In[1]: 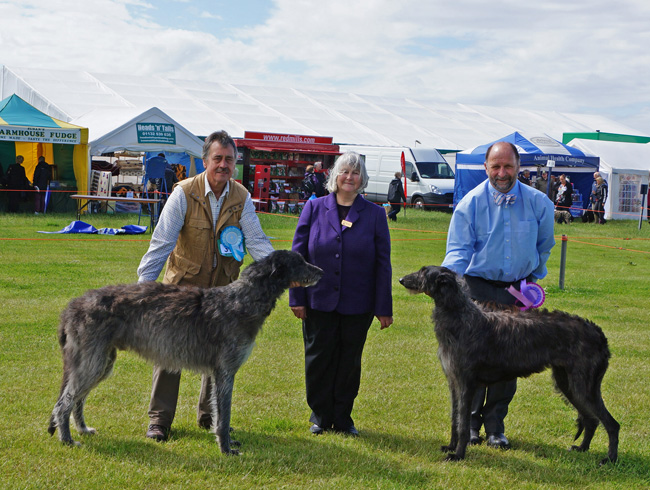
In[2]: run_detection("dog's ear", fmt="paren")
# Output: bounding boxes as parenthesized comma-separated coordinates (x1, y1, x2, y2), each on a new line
(432, 267, 461, 298)
(269, 252, 284, 277)
(268, 250, 298, 284)
(420, 266, 440, 295)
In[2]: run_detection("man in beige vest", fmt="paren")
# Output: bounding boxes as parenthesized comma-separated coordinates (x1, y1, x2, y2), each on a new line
(137, 130, 274, 441)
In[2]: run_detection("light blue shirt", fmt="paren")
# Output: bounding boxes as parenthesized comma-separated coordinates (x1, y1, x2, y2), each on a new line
(441, 180, 555, 282)
(137, 174, 274, 282)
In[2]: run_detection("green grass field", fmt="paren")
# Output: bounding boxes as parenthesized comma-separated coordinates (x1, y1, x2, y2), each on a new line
(1, 210, 649, 489)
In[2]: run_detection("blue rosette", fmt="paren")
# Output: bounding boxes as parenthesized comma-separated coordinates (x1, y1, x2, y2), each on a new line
(218, 226, 246, 262)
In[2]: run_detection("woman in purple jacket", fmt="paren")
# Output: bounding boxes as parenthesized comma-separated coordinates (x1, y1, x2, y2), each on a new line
(289, 151, 393, 436)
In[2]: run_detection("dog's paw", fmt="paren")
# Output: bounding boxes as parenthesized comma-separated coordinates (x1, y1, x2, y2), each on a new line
(222, 448, 240, 456)
(440, 445, 455, 453)
(444, 453, 464, 462)
(229, 438, 241, 447)
(79, 427, 97, 435)
(570, 444, 588, 453)
(599, 456, 616, 466)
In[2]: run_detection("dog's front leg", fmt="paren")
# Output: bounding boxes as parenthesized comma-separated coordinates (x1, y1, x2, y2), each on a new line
(445, 382, 475, 461)
(441, 375, 459, 453)
(211, 370, 239, 455)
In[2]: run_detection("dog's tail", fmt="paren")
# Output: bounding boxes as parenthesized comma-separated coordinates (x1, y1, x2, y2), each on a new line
(48, 413, 57, 436)
(574, 416, 585, 441)
(58, 326, 67, 349)
(50, 320, 70, 437)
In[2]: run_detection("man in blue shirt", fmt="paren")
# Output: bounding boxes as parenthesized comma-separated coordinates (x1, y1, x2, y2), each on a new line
(441, 141, 555, 449)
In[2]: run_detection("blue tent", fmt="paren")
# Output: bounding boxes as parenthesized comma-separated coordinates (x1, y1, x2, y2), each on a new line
(454, 132, 599, 210)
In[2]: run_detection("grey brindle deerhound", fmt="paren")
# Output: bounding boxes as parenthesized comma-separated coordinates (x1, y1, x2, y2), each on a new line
(400, 266, 619, 465)
(48, 250, 322, 454)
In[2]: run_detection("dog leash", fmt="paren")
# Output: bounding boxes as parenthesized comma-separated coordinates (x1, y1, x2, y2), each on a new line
(506, 279, 545, 310)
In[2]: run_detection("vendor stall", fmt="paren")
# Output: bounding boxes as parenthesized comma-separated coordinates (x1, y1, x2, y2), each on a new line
(235, 132, 340, 212)
(0, 94, 89, 212)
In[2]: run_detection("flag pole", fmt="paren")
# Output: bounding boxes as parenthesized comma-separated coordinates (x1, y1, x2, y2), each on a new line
(401, 151, 407, 216)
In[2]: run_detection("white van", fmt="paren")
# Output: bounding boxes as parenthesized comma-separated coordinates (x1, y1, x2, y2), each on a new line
(339, 145, 455, 211)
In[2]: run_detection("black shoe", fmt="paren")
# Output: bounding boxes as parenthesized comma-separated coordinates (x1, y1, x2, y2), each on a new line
(146, 424, 170, 442)
(486, 432, 510, 449)
(310, 424, 326, 435)
(334, 425, 359, 437)
(469, 429, 483, 445)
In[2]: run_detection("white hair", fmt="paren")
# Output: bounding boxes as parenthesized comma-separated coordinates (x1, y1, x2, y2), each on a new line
(326, 151, 369, 194)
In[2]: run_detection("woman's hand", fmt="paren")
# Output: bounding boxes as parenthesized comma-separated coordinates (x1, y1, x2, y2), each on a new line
(376, 315, 393, 330)
(291, 306, 307, 320)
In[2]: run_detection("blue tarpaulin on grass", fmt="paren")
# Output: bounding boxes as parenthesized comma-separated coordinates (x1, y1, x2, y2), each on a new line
(38, 220, 147, 235)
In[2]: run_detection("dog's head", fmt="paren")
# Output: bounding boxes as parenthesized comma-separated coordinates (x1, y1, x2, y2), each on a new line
(399, 266, 461, 302)
(263, 250, 323, 288)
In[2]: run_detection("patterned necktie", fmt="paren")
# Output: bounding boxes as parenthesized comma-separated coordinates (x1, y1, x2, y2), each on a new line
(494, 192, 516, 207)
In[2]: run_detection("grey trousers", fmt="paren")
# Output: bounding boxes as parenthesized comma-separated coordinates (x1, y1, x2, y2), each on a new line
(148, 365, 213, 428)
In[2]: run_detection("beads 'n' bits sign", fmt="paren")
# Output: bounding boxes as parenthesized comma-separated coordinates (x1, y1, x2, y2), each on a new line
(136, 123, 176, 145)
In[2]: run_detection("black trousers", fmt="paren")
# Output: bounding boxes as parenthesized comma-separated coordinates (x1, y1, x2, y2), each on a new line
(302, 308, 374, 430)
(464, 275, 519, 434)
(387, 203, 401, 221)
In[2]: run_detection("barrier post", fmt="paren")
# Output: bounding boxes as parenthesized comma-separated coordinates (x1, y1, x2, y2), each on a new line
(639, 184, 648, 230)
(559, 234, 568, 290)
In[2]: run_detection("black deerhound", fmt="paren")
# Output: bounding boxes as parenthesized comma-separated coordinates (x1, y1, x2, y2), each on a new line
(48, 250, 322, 454)
(399, 266, 619, 465)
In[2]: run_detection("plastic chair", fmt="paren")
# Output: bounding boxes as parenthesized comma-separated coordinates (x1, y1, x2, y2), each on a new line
(138, 156, 168, 228)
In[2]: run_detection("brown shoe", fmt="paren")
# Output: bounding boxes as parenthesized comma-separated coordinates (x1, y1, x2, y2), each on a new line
(146, 424, 169, 442)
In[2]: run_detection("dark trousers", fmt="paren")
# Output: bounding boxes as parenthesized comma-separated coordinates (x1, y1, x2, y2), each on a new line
(35, 191, 46, 213)
(387, 203, 401, 221)
(148, 366, 213, 428)
(593, 202, 606, 224)
(463, 275, 519, 434)
(8, 192, 21, 212)
(303, 308, 374, 430)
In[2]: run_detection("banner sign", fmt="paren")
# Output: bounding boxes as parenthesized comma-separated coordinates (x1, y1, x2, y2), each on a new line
(136, 122, 176, 145)
(0, 126, 81, 144)
(531, 154, 589, 165)
(244, 131, 333, 145)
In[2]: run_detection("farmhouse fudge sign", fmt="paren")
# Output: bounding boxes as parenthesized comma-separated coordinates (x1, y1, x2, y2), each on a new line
(0, 126, 81, 144)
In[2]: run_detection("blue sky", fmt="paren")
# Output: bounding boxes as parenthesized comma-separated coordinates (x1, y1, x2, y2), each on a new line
(134, 0, 273, 32)
(1, 0, 650, 133)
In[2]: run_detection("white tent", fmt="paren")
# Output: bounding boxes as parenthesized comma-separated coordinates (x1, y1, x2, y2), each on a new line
(77, 106, 204, 158)
(568, 139, 650, 220)
(2, 66, 645, 152)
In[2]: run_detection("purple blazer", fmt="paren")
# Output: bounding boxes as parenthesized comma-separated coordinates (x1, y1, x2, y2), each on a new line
(289, 193, 392, 316)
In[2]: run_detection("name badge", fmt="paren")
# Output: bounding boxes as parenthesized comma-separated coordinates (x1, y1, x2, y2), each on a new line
(341, 219, 352, 228)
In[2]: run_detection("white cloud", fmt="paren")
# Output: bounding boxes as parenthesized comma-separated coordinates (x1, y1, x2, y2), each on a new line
(199, 12, 222, 20)
(1, 0, 649, 133)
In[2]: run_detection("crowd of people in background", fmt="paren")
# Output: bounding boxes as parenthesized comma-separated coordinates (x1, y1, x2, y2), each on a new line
(516, 167, 610, 225)
(1, 154, 52, 214)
